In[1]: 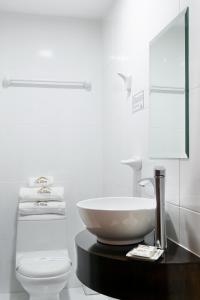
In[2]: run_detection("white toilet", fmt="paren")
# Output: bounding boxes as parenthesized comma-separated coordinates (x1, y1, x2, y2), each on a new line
(15, 214, 71, 300)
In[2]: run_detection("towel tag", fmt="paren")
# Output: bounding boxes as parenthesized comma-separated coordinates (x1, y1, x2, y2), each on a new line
(35, 176, 48, 184)
(38, 186, 51, 194)
(35, 201, 48, 207)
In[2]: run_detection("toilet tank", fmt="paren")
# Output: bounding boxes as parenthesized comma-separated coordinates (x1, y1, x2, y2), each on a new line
(16, 216, 68, 253)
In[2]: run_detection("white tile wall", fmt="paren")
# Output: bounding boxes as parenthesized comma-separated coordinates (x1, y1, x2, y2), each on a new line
(102, 0, 200, 256)
(180, 88, 200, 213)
(166, 202, 179, 243)
(180, 207, 200, 255)
(179, 0, 200, 254)
(0, 12, 103, 292)
(180, 0, 200, 89)
(102, 0, 180, 243)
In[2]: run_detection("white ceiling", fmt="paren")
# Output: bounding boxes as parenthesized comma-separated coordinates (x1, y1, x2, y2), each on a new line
(0, 0, 114, 19)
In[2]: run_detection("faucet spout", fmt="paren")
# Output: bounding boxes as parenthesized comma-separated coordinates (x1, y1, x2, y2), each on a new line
(138, 177, 154, 188)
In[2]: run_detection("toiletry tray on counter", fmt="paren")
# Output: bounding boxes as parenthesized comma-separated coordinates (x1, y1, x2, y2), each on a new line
(76, 230, 200, 300)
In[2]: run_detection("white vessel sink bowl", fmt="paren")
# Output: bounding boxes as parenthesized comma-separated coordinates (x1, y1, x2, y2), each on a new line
(77, 197, 156, 245)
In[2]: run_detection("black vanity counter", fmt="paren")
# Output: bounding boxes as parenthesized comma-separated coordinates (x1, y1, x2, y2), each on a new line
(76, 230, 200, 300)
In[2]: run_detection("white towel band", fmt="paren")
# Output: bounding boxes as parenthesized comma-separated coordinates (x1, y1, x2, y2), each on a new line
(19, 187, 64, 202)
(19, 201, 66, 216)
(28, 176, 54, 187)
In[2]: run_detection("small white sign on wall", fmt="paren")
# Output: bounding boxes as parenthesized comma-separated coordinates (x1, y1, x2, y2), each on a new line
(132, 90, 144, 114)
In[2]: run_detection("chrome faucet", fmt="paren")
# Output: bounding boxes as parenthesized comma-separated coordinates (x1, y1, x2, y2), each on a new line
(154, 167, 167, 250)
(138, 167, 167, 250)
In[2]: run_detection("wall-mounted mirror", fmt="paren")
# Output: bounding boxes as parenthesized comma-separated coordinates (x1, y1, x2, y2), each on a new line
(149, 8, 189, 159)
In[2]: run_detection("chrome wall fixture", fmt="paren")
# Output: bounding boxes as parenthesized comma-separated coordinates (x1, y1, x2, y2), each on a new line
(2, 78, 92, 91)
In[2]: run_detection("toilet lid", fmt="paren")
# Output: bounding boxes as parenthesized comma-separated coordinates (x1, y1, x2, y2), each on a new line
(16, 251, 71, 278)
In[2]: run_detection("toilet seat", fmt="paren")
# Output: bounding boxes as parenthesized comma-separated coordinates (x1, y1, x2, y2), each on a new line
(16, 250, 71, 278)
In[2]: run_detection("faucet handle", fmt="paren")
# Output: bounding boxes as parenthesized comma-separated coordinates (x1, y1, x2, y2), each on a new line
(138, 178, 154, 187)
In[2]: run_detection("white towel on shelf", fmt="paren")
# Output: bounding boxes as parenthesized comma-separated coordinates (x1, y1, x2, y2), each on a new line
(28, 176, 54, 187)
(19, 201, 66, 216)
(19, 187, 64, 202)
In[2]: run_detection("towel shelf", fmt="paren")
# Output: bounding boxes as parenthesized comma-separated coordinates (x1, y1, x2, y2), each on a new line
(2, 78, 91, 91)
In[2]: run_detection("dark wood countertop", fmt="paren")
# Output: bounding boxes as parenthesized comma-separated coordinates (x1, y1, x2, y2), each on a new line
(76, 230, 200, 300)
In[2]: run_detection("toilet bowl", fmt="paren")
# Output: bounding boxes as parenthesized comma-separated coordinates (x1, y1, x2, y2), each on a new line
(16, 272, 69, 300)
(15, 214, 71, 300)
(16, 250, 71, 300)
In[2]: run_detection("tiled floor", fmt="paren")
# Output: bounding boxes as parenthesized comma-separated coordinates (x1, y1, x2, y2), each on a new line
(0, 287, 109, 300)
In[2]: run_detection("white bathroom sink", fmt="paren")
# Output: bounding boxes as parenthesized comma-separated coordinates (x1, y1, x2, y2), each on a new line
(77, 197, 156, 245)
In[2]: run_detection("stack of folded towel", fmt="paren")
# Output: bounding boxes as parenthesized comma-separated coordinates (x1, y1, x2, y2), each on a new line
(19, 176, 65, 216)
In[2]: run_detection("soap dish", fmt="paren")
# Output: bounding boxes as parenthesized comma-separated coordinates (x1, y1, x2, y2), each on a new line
(126, 244, 164, 261)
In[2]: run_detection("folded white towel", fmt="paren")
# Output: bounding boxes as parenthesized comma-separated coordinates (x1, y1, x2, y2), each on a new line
(19, 201, 66, 216)
(19, 187, 64, 202)
(28, 176, 54, 187)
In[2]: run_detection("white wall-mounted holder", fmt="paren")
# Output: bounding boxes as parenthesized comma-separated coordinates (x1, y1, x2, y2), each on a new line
(121, 157, 142, 196)
(2, 78, 92, 91)
(118, 73, 132, 97)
